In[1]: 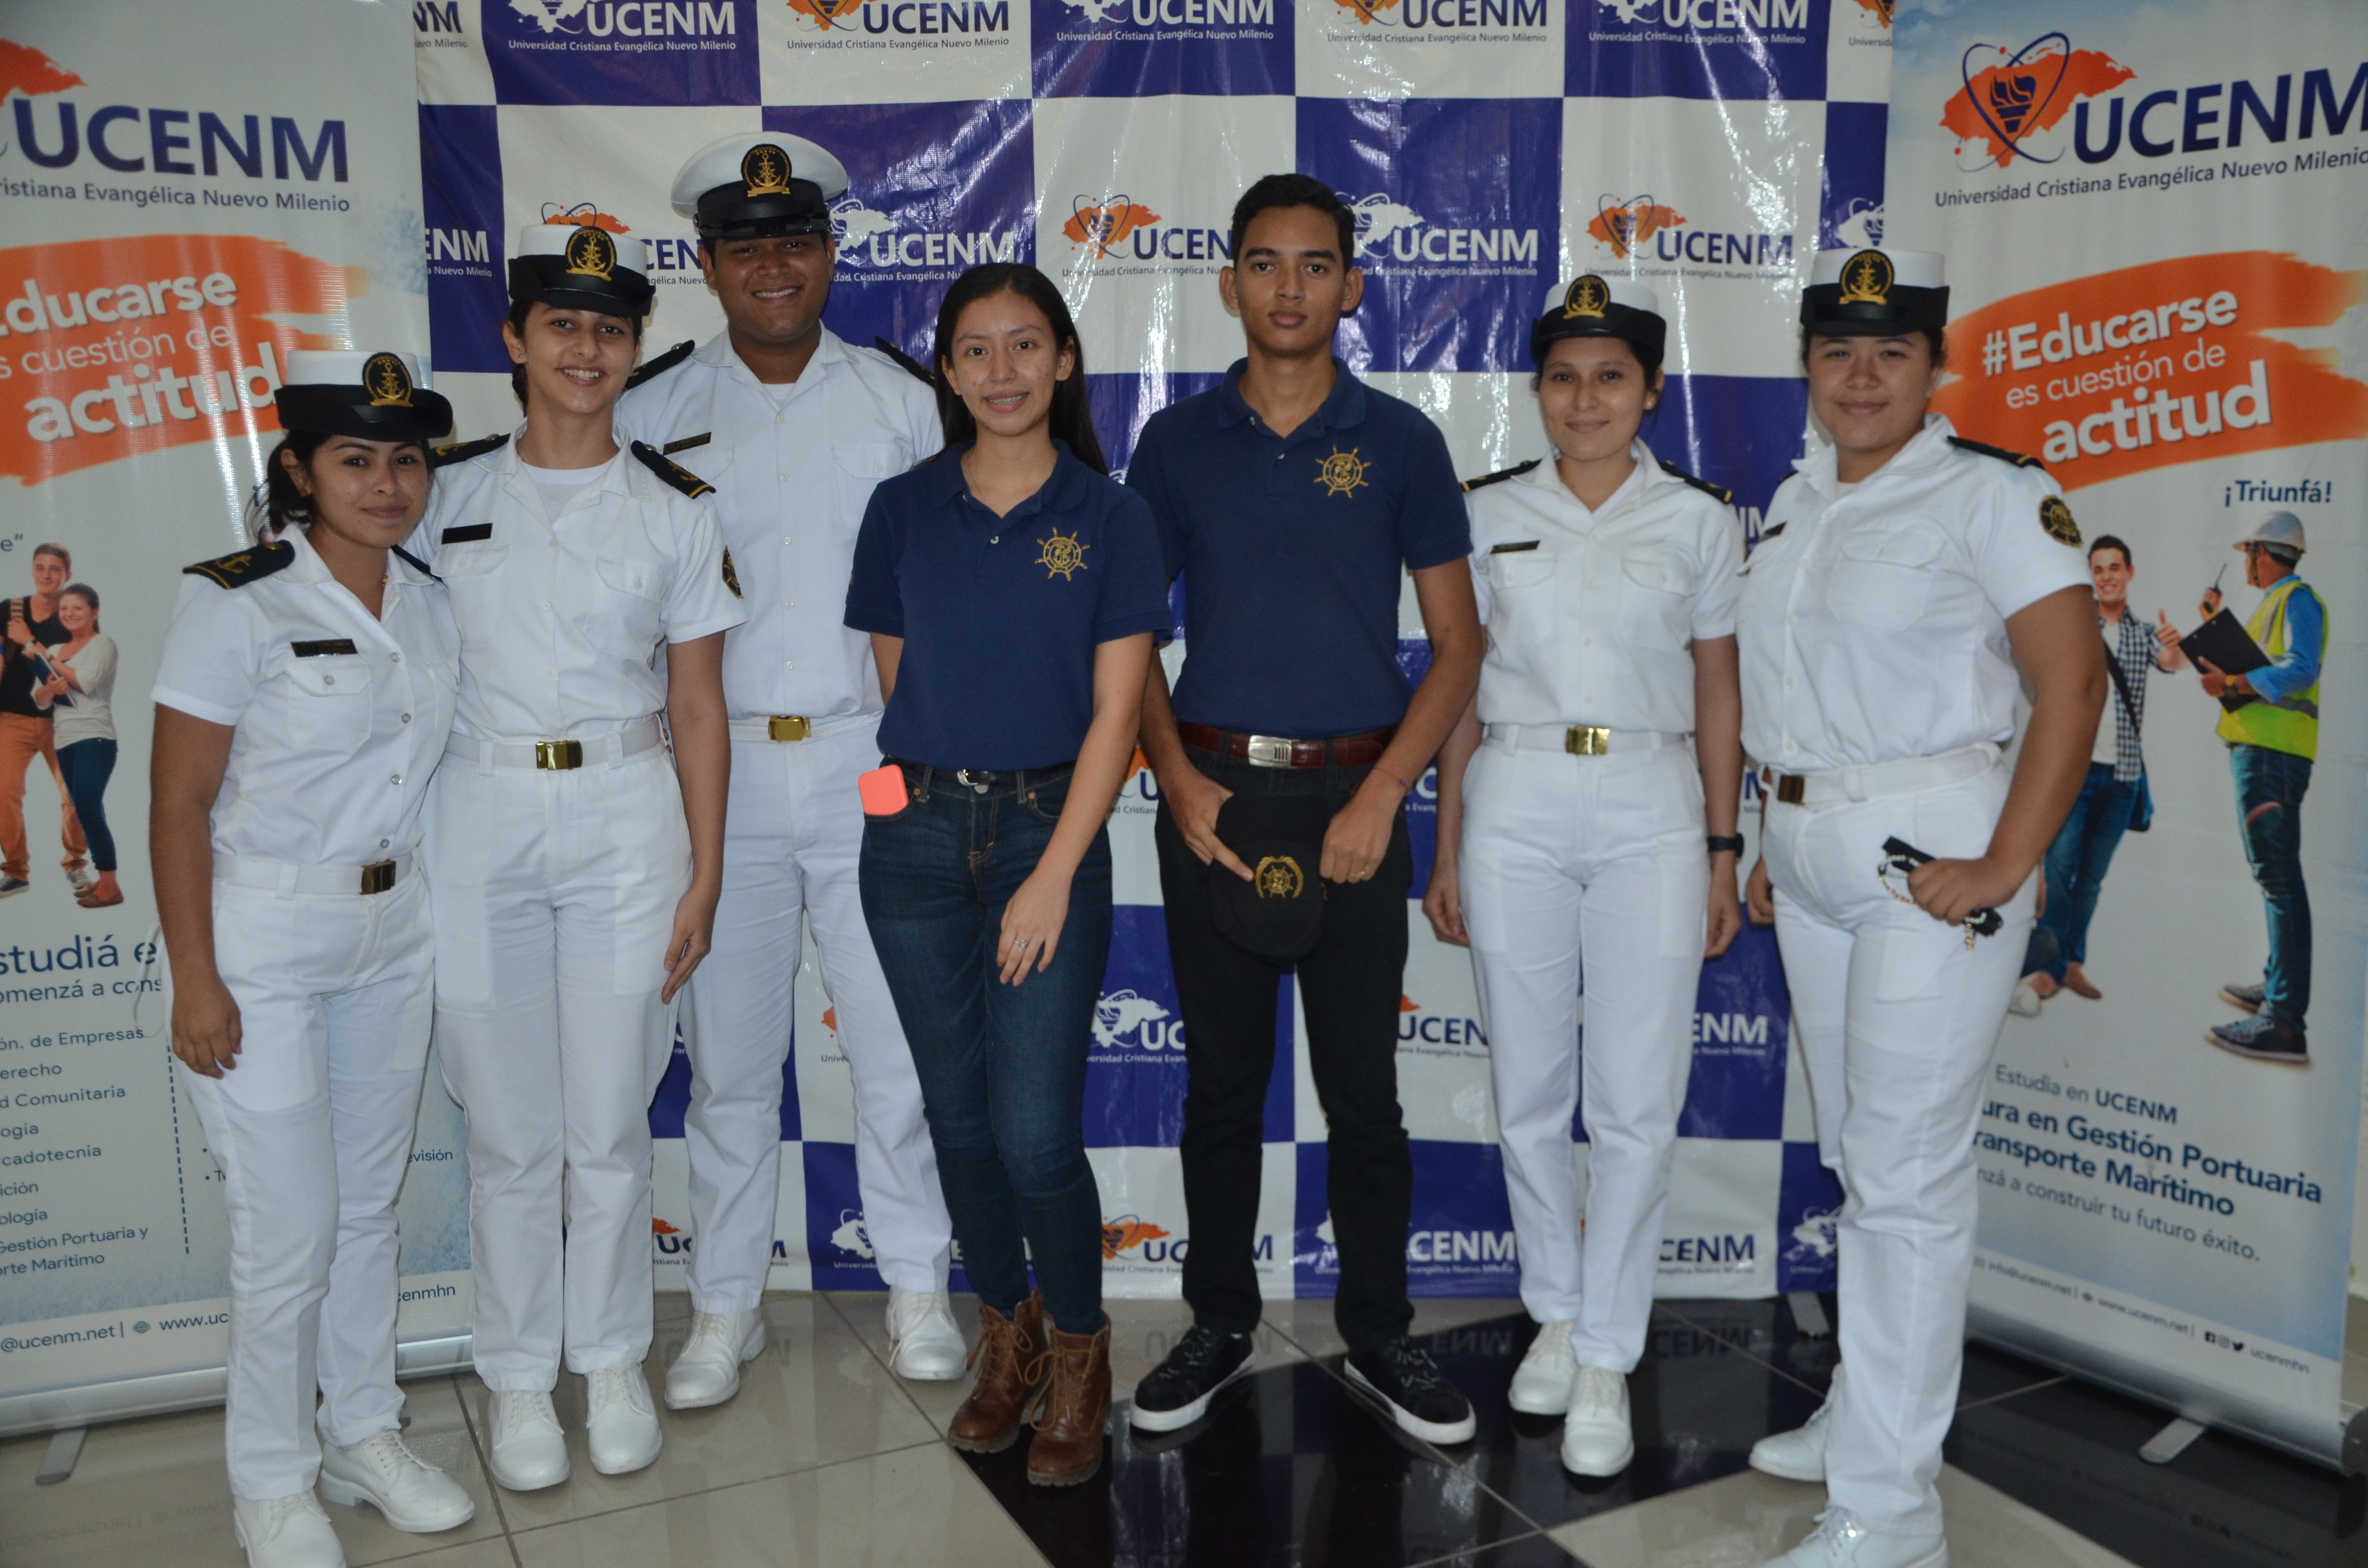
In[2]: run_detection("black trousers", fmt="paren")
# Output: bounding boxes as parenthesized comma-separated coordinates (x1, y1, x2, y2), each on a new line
(1155, 747, 1414, 1353)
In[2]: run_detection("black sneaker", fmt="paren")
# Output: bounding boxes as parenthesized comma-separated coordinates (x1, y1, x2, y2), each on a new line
(1129, 1324, 1254, 1433)
(2208, 1012, 2307, 1065)
(2218, 980, 2266, 1014)
(0, 878, 28, 898)
(1344, 1336, 1476, 1445)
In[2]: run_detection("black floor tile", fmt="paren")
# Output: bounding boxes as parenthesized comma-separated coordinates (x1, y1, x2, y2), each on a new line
(1953, 1341, 2066, 1408)
(1655, 1294, 1839, 1397)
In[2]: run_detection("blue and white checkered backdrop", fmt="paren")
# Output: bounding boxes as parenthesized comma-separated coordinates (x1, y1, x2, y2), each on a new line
(412, 0, 1889, 1303)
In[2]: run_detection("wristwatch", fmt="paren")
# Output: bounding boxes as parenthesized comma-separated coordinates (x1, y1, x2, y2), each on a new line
(1706, 834, 1746, 856)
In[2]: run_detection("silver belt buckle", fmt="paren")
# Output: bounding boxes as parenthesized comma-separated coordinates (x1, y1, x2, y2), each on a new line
(956, 768, 993, 793)
(1244, 734, 1296, 768)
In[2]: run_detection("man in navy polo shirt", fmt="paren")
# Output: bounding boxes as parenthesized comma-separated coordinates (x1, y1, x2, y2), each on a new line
(1125, 174, 1485, 1444)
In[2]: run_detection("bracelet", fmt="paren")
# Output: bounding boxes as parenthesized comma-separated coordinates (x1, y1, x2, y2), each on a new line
(1706, 834, 1745, 856)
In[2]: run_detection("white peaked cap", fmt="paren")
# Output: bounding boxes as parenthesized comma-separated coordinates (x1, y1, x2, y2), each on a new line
(1813, 248, 1944, 288)
(514, 222, 650, 277)
(669, 133, 850, 219)
(283, 349, 430, 389)
(1539, 276, 1659, 317)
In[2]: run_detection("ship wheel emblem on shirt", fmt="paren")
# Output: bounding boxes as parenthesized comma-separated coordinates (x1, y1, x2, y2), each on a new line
(1315, 446, 1369, 498)
(1038, 528, 1089, 580)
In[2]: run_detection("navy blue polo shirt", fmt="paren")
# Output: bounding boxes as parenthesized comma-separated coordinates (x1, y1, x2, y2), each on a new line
(1126, 359, 1469, 737)
(845, 441, 1170, 771)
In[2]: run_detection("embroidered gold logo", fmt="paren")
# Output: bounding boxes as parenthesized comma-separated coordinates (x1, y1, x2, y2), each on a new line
(2039, 495, 2081, 547)
(362, 352, 414, 408)
(1836, 248, 1894, 306)
(1561, 275, 1610, 318)
(721, 548, 742, 598)
(1315, 447, 1369, 498)
(564, 225, 617, 281)
(741, 143, 793, 197)
(1038, 529, 1089, 580)
(1255, 855, 1305, 900)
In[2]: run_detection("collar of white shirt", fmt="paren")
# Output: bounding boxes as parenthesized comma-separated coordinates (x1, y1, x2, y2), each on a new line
(1791, 412, 1959, 501)
(1514, 437, 1668, 522)
(491, 425, 635, 515)
(698, 323, 849, 400)
(266, 520, 436, 597)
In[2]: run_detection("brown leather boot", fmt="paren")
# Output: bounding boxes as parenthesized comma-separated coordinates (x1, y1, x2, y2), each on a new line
(1024, 1315, 1111, 1486)
(947, 1294, 1044, 1453)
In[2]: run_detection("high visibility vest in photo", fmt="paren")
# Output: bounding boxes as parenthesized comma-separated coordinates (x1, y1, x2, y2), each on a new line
(2218, 576, 2325, 760)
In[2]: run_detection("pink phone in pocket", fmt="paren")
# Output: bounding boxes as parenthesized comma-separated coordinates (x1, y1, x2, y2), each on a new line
(858, 763, 910, 817)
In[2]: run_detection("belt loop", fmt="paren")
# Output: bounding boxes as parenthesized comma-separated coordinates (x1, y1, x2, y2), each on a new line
(1844, 767, 1867, 804)
(912, 765, 933, 805)
(274, 861, 299, 900)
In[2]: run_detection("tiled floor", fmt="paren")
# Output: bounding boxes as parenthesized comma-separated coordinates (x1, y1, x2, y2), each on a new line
(3, 1291, 2361, 1568)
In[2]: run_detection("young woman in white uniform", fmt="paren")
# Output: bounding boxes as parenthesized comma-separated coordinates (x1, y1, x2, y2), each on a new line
(1425, 275, 1745, 1477)
(1735, 250, 2104, 1568)
(414, 224, 743, 1491)
(154, 350, 473, 1568)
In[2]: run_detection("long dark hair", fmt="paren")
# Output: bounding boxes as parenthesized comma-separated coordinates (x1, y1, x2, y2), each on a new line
(929, 264, 1107, 474)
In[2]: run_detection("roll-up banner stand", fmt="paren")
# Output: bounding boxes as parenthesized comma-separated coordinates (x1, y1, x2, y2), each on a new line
(0, 1, 474, 1439)
(1892, 0, 2368, 1466)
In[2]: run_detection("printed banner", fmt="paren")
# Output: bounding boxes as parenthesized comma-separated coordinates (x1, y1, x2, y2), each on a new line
(1893, 0, 2368, 1462)
(0, 2, 471, 1435)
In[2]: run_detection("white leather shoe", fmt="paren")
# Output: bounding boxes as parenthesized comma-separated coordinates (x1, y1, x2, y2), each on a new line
(886, 1288, 967, 1382)
(485, 1390, 570, 1492)
(317, 1430, 475, 1532)
(665, 1310, 765, 1409)
(1558, 1366, 1635, 1476)
(1758, 1507, 1946, 1568)
(232, 1492, 345, 1568)
(1508, 1320, 1579, 1415)
(1750, 1397, 1832, 1482)
(585, 1366, 663, 1475)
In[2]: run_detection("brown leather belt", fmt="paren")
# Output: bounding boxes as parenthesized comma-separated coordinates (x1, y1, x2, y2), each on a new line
(1177, 722, 1398, 770)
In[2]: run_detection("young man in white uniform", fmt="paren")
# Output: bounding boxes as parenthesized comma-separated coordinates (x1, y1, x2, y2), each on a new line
(1735, 250, 2104, 1568)
(616, 134, 961, 1400)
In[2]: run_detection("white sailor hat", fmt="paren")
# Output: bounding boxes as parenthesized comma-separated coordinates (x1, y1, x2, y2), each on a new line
(1802, 248, 1948, 335)
(1531, 274, 1665, 366)
(669, 134, 848, 239)
(275, 349, 451, 442)
(507, 222, 654, 316)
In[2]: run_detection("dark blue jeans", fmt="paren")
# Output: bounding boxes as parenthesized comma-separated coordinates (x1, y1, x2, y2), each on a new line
(56, 738, 116, 873)
(2036, 762, 2141, 980)
(858, 763, 1110, 1335)
(2231, 743, 2312, 1026)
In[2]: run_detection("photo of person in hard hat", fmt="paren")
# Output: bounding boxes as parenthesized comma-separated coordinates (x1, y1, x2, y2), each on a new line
(2155, 510, 2324, 1065)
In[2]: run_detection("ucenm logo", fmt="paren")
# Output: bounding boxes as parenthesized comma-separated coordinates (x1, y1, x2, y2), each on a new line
(1594, 0, 1805, 31)
(1062, 194, 1165, 259)
(1063, 0, 1273, 26)
(830, 194, 1020, 271)
(784, 0, 1009, 37)
(1330, 0, 1546, 32)
(507, 0, 740, 36)
(830, 1208, 875, 1259)
(1586, 194, 1684, 260)
(1101, 1214, 1172, 1260)
(1586, 190, 1791, 271)
(1942, 33, 2133, 170)
(1344, 192, 1539, 269)
(1093, 988, 1181, 1052)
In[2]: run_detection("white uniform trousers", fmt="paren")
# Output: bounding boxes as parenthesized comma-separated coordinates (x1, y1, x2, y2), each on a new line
(1761, 763, 2033, 1534)
(175, 874, 435, 1500)
(1460, 740, 1707, 1371)
(683, 719, 950, 1309)
(428, 747, 690, 1391)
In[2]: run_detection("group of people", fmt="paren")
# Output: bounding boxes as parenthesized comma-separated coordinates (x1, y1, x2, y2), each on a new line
(2, 542, 122, 910)
(159, 130, 2130, 1568)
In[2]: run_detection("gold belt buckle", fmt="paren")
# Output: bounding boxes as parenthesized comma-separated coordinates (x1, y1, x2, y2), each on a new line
(1775, 773, 1806, 805)
(358, 860, 396, 895)
(1243, 735, 1296, 768)
(1565, 726, 1611, 757)
(535, 739, 584, 771)
(768, 715, 812, 742)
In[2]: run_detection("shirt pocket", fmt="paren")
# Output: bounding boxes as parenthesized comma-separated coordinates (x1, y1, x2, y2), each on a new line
(276, 654, 373, 755)
(593, 554, 668, 660)
(834, 442, 905, 532)
(1482, 549, 1557, 645)
(1825, 521, 1948, 633)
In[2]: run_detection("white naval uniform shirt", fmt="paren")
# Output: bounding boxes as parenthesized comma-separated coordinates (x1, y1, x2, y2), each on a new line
(409, 434, 747, 742)
(1466, 440, 1742, 733)
(1735, 414, 2090, 774)
(614, 328, 940, 722)
(152, 527, 459, 866)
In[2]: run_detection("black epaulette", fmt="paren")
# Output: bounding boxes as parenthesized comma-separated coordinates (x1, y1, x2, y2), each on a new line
(626, 339, 697, 393)
(1659, 460, 1733, 504)
(184, 542, 295, 589)
(1758, 522, 1786, 542)
(1461, 458, 1540, 493)
(1947, 435, 2043, 469)
(432, 432, 508, 469)
(392, 546, 438, 581)
(873, 336, 938, 388)
(631, 440, 715, 500)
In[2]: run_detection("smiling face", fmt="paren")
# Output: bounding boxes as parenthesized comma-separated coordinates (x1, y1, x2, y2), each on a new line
(1804, 333, 1940, 472)
(1221, 204, 1362, 361)
(1538, 336, 1659, 466)
(29, 553, 65, 598)
(54, 592, 93, 635)
(938, 288, 1076, 444)
(702, 231, 834, 355)
(2089, 545, 2131, 609)
(282, 436, 432, 554)
(504, 301, 640, 419)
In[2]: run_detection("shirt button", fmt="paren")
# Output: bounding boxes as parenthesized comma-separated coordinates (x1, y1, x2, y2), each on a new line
(321, 675, 335, 686)
(782, 536, 792, 545)
(546, 667, 555, 676)
(542, 600, 552, 610)
(1582, 636, 1592, 648)
(1785, 677, 1797, 689)
(390, 775, 402, 786)
(380, 839, 390, 850)
(401, 713, 412, 723)
(990, 536, 999, 544)
(390, 653, 401, 663)
(785, 660, 794, 669)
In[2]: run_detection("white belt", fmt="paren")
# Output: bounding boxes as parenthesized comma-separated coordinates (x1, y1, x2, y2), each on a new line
(1484, 723, 1686, 757)
(444, 716, 665, 771)
(217, 850, 413, 897)
(726, 711, 878, 744)
(1764, 743, 2000, 808)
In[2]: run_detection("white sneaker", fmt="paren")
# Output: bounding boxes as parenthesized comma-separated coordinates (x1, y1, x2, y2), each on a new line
(1758, 1507, 1946, 1568)
(664, 1310, 765, 1409)
(485, 1389, 570, 1492)
(1750, 1397, 1832, 1482)
(1559, 1366, 1635, 1476)
(232, 1492, 345, 1568)
(317, 1430, 474, 1532)
(886, 1288, 967, 1382)
(1507, 1320, 1578, 1415)
(585, 1366, 663, 1475)
(2008, 980, 2043, 1018)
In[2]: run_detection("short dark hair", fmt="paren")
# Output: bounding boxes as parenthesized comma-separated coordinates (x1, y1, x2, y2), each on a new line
(929, 263, 1108, 475)
(2089, 534, 2132, 567)
(2262, 541, 2302, 566)
(31, 544, 68, 569)
(1229, 175, 1356, 270)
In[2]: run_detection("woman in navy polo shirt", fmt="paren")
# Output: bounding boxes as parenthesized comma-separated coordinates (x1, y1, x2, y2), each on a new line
(846, 263, 1168, 1487)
